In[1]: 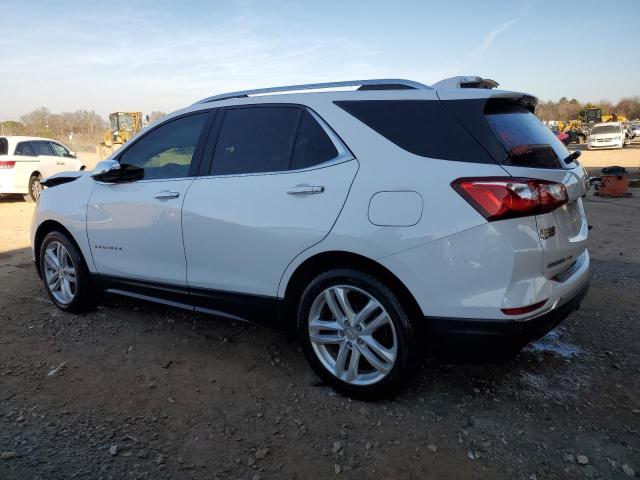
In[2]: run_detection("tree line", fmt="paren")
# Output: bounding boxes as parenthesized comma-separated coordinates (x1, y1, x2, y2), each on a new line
(0, 108, 167, 151)
(535, 96, 640, 122)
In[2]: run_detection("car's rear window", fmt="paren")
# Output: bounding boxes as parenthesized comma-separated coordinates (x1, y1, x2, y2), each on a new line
(591, 125, 621, 135)
(334, 100, 493, 163)
(485, 104, 571, 169)
(0, 138, 7, 155)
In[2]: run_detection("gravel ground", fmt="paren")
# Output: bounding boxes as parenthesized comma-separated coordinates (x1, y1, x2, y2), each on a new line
(0, 188, 639, 480)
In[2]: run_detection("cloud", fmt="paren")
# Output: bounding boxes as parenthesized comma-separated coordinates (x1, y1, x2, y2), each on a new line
(0, 7, 386, 118)
(472, 18, 519, 55)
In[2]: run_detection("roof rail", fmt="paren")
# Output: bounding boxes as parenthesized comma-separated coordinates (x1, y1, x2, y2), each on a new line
(194, 79, 431, 104)
(431, 76, 499, 90)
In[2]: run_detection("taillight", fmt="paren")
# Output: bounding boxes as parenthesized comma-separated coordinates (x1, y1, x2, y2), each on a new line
(451, 177, 568, 221)
(0, 161, 16, 169)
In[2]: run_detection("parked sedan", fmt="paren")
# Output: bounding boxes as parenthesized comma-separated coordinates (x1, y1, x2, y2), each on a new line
(0, 136, 85, 201)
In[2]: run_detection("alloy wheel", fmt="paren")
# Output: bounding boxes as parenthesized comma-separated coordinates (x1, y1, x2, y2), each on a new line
(308, 285, 397, 386)
(43, 241, 77, 305)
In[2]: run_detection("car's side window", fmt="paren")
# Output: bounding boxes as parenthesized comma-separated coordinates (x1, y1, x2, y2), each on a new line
(50, 142, 69, 157)
(31, 141, 55, 156)
(290, 111, 339, 170)
(14, 142, 36, 157)
(211, 107, 300, 176)
(118, 113, 208, 181)
(0, 138, 7, 155)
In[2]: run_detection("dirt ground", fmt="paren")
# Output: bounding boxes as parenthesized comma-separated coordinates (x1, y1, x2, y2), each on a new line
(1, 161, 639, 479)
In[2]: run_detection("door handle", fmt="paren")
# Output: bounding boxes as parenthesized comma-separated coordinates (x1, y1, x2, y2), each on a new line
(286, 185, 325, 195)
(56, 161, 65, 165)
(153, 190, 180, 199)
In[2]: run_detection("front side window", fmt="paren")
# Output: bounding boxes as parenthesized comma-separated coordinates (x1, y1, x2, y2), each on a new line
(32, 141, 55, 156)
(50, 142, 70, 157)
(212, 107, 300, 175)
(15, 142, 36, 156)
(290, 111, 339, 170)
(119, 113, 208, 180)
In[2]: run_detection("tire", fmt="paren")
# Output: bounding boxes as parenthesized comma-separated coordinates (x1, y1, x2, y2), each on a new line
(39, 231, 100, 313)
(298, 269, 416, 400)
(24, 174, 43, 202)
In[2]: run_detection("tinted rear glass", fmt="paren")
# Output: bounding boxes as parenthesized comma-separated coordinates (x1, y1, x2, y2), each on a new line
(212, 107, 300, 175)
(334, 100, 493, 163)
(15, 142, 36, 156)
(485, 105, 570, 169)
(0, 138, 7, 155)
(32, 141, 55, 156)
(290, 111, 338, 170)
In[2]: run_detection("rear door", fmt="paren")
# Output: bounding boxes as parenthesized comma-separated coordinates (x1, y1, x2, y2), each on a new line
(9, 141, 39, 192)
(182, 105, 357, 316)
(31, 141, 62, 178)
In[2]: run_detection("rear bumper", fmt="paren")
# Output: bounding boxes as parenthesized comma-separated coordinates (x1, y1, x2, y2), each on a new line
(426, 280, 589, 362)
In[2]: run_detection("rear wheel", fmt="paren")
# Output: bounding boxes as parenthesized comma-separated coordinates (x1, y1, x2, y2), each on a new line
(24, 174, 42, 202)
(39, 231, 99, 312)
(298, 269, 415, 399)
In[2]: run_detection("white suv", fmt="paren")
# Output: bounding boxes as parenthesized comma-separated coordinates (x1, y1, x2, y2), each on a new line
(30, 77, 590, 398)
(0, 136, 85, 201)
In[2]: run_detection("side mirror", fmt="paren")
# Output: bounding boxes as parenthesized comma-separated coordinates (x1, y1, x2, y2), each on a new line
(91, 161, 144, 183)
(67, 151, 77, 158)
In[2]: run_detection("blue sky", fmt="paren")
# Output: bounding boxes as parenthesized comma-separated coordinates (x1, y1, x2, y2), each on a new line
(1, 0, 638, 120)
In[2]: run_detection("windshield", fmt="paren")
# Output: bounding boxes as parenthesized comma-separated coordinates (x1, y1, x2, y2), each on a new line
(486, 107, 571, 169)
(591, 125, 621, 135)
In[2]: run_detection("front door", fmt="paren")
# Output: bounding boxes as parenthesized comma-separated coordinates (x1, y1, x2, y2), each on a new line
(182, 106, 357, 319)
(87, 112, 211, 286)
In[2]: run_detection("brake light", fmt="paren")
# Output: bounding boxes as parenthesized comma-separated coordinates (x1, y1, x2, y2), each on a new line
(451, 177, 568, 221)
(0, 161, 16, 169)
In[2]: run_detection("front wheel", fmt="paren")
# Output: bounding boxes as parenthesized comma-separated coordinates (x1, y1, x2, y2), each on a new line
(24, 174, 43, 202)
(39, 231, 99, 312)
(298, 269, 415, 399)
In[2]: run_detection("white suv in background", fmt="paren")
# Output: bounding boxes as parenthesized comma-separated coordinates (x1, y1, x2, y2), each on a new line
(0, 136, 85, 201)
(30, 77, 590, 398)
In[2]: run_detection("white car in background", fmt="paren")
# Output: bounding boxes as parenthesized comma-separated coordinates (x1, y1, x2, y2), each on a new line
(587, 122, 628, 150)
(0, 136, 85, 201)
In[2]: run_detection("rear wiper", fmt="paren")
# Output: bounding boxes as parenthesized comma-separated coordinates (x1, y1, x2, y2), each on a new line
(563, 150, 581, 164)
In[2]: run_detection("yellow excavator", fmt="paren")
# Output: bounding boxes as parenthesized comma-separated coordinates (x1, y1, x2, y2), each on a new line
(97, 112, 145, 160)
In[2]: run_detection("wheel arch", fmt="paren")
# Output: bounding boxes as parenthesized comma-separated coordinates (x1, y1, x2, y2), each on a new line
(34, 220, 85, 278)
(282, 250, 423, 333)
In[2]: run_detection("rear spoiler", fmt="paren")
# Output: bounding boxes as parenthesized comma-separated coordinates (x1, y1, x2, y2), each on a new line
(432, 76, 499, 90)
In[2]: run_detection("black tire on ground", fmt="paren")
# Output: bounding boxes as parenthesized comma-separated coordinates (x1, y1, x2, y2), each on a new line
(24, 174, 42, 202)
(39, 231, 100, 313)
(297, 268, 416, 400)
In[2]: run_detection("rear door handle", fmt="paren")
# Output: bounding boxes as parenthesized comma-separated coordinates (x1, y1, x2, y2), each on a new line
(56, 161, 65, 165)
(154, 190, 180, 199)
(286, 185, 325, 195)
